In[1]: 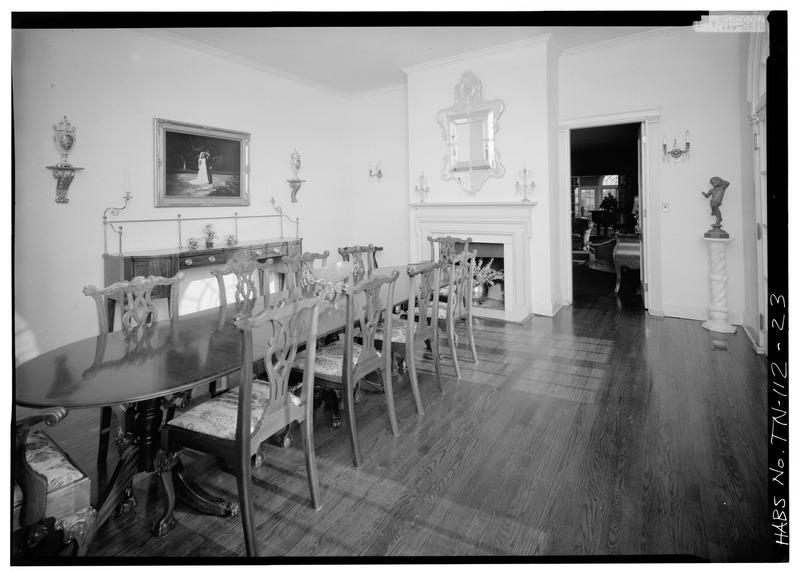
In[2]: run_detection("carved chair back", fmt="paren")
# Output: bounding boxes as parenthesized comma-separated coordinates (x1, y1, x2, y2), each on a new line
(211, 259, 272, 308)
(83, 273, 184, 334)
(427, 236, 472, 264)
(283, 250, 330, 295)
(442, 250, 476, 322)
(338, 244, 381, 281)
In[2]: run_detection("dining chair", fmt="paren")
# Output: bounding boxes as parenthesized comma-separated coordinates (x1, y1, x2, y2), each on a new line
(292, 270, 400, 467)
(337, 244, 381, 280)
(209, 259, 274, 396)
(283, 250, 330, 294)
(374, 260, 444, 415)
(427, 235, 472, 265)
(155, 294, 324, 557)
(13, 407, 97, 558)
(438, 250, 479, 379)
(83, 272, 184, 466)
(211, 258, 273, 308)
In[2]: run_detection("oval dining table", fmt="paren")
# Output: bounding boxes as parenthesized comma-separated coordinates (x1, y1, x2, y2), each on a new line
(14, 266, 411, 537)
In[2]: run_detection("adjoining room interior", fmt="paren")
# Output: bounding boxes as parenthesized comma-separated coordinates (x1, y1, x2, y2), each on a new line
(569, 123, 642, 305)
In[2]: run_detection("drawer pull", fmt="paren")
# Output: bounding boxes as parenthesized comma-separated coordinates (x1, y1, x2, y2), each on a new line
(184, 259, 193, 266)
(208, 256, 216, 263)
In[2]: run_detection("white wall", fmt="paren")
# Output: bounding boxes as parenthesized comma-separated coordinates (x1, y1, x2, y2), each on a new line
(406, 37, 560, 316)
(12, 29, 354, 361)
(349, 86, 410, 267)
(561, 28, 747, 324)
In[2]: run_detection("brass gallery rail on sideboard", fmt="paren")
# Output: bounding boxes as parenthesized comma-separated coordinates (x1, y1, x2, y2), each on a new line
(102, 237, 302, 330)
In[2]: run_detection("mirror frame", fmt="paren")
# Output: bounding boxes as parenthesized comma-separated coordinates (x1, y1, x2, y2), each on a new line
(436, 71, 505, 195)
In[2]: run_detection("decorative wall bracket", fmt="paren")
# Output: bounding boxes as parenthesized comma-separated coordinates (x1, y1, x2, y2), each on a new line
(47, 116, 83, 203)
(287, 149, 306, 202)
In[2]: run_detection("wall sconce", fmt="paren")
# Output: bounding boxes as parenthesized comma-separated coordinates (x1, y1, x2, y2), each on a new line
(663, 131, 690, 162)
(414, 172, 429, 203)
(515, 164, 535, 201)
(369, 161, 383, 182)
(46, 116, 84, 203)
(287, 149, 306, 202)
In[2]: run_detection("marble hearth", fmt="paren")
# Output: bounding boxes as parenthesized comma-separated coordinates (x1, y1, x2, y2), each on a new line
(409, 202, 537, 323)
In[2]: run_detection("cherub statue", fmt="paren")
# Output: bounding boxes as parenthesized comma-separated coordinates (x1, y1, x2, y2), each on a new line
(701, 176, 729, 227)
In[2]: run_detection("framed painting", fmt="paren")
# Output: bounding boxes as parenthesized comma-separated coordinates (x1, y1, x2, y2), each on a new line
(154, 118, 250, 207)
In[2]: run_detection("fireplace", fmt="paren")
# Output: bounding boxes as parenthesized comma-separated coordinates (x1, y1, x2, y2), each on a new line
(472, 242, 505, 309)
(409, 202, 537, 322)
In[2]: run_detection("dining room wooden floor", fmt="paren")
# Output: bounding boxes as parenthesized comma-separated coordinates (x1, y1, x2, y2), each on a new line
(42, 276, 773, 563)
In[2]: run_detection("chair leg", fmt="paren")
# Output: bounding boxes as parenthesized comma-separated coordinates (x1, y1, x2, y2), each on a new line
(341, 381, 362, 467)
(235, 453, 258, 557)
(381, 369, 400, 436)
(464, 316, 478, 364)
(299, 418, 322, 510)
(405, 349, 424, 415)
(97, 406, 113, 465)
(447, 322, 460, 378)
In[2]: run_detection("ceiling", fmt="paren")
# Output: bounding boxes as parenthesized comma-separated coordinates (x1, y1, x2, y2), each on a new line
(160, 25, 673, 95)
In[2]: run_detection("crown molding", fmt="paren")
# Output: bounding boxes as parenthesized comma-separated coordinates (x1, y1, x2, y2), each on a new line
(560, 27, 685, 57)
(142, 29, 354, 99)
(402, 35, 552, 76)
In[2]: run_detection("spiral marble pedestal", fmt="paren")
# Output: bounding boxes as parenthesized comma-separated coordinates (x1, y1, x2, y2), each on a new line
(701, 237, 736, 333)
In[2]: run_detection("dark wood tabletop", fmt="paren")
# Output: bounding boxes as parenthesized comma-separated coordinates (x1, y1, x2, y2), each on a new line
(15, 266, 410, 411)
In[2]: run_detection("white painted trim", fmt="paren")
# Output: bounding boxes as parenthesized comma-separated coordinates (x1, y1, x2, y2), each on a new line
(559, 109, 663, 317)
(410, 202, 537, 315)
(560, 27, 683, 58)
(402, 36, 551, 76)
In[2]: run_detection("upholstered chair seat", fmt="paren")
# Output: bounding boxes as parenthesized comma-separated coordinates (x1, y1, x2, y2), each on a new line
(14, 408, 97, 558)
(293, 339, 363, 377)
(165, 379, 301, 440)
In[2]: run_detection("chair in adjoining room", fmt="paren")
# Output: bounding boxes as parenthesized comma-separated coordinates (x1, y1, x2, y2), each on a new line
(83, 272, 184, 466)
(13, 407, 97, 558)
(374, 260, 444, 415)
(292, 270, 400, 467)
(588, 236, 617, 274)
(154, 295, 324, 557)
(338, 244, 381, 280)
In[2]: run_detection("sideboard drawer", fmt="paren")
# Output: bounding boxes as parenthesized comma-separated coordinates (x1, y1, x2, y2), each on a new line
(180, 250, 223, 269)
(251, 244, 287, 259)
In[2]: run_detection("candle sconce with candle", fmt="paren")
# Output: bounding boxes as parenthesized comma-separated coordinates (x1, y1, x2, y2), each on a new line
(414, 172, 429, 203)
(663, 130, 690, 162)
(515, 164, 535, 201)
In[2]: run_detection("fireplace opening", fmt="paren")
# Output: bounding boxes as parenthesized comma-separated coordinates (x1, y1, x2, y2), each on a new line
(471, 241, 505, 309)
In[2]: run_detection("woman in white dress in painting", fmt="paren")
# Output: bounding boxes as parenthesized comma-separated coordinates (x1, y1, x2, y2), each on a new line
(190, 151, 210, 185)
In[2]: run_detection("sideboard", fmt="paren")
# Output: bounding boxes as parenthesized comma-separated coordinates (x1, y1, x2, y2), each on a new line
(102, 237, 302, 331)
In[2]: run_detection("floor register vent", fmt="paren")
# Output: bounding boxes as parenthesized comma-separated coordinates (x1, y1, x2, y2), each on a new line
(711, 340, 730, 351)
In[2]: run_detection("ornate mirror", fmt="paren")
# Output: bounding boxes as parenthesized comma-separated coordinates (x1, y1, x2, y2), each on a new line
(436, 71, 505, 195)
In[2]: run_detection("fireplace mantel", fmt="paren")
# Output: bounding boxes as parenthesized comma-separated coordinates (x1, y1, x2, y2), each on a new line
(410, 201, 538, 322)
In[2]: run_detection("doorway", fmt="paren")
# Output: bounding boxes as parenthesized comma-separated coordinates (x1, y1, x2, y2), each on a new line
(569, 123, 644, 305)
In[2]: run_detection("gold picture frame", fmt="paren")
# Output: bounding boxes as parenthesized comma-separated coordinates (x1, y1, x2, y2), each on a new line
(154, 118, 250, 207)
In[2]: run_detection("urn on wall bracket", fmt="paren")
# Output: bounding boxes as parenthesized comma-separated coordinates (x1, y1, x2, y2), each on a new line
(46, 116, 84, 203)
(287, 149, 306, 203)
